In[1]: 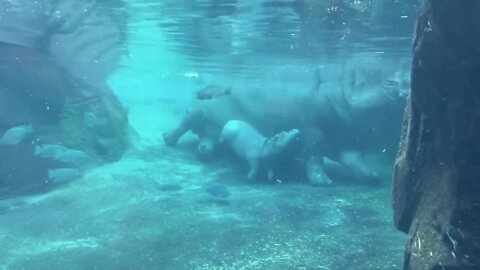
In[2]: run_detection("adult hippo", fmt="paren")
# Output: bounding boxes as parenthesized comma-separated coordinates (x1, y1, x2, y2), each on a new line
(163, 59, 408, 186)
(163, 82, 334, 184)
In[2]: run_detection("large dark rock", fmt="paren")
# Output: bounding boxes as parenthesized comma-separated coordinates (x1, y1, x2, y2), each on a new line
(0, 1, 131, 198)
(393, 0, 480, 269)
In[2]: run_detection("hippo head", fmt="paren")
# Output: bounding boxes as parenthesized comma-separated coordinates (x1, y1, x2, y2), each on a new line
(262, 129, 301, 157)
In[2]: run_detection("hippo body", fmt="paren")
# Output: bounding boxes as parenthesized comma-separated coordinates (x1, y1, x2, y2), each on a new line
(162, 86, 336, 185)
(163, 89, 303, 155)
(220, 120, 301, 181)
(163, 65, 407, 185)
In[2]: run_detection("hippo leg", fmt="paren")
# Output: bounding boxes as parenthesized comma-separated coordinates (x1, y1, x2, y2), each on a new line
(163, 127, 185, 146)
(247, 158, 259, 180)
(339, 150, 382, 186)
(300, 128, 333, 186)
(306, 156, 333, 186)
(163, 108, 206, 146)
(267, 168, 274, 181)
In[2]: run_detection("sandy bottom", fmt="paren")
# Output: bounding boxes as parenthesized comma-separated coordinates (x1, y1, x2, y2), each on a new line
(0, 141, 406, 270)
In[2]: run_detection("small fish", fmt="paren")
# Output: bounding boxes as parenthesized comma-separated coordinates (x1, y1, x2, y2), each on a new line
(159, 183, 183, 192)
(54, 149, 91, 165)
(34, 144, 69, 158)
(196, 85, 232, 100)
(35, 144, 91, 165)
(83, 112, 106, 128)
(48, 168, 82, 183)
(184, 72, 199, 78)
(0, 124, 34, 145)
(205, 183, 231, 198)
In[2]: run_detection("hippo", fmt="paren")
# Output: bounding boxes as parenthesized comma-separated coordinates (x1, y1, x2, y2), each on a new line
(163, 61, 408, 186)
(162, 82, 336, 185)
(220, 120, 301, 181)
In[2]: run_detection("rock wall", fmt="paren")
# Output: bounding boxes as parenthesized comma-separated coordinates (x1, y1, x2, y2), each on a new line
(393, 0, 480, 269)
(0, 0, 130, 198)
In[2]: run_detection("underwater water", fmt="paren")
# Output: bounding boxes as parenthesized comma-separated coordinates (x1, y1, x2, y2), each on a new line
(0, 0, 423, 269)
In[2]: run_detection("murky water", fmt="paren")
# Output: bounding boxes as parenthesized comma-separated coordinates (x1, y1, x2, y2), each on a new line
(0, 0, 422, 269)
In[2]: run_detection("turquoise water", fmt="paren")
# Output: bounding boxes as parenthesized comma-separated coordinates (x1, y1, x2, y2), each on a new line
(0, 0, 421, 269)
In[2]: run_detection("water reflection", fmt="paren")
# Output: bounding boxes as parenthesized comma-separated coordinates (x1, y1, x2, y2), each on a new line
(125, 0, 421, 73)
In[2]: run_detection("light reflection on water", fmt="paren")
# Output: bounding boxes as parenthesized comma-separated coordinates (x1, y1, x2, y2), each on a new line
(120, 0, 419, 75)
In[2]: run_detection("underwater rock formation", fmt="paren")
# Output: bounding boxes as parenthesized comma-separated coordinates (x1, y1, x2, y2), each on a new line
(0, 1, 131, 198)
(393, 0, 480, 269)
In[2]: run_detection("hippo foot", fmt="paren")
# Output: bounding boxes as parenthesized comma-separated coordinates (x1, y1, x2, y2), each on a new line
(307, 157, 333, 186)
(162, 131, 178, 147)
(357, 175, 383, 187)
(308, 170, 333, 186)
(247, 171, 256, 181)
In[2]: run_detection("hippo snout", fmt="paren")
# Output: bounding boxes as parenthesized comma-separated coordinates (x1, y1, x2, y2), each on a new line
(286, 129, 301, 141)
(290, 129, 301, 136)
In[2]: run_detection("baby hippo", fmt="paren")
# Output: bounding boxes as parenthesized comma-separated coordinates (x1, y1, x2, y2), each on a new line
(220, 120, 300, 181)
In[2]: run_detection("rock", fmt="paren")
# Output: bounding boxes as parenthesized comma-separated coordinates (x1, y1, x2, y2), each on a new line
(0, 1, 131, 198)
(58, 93, 131, 163)
(393, 1, 480, 269)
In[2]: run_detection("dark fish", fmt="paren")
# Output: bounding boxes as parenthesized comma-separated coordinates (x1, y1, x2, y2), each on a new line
(196, 85, 232, 100)
(34, 144, 69, 158)
(159, 183, 183, 192)
(205, 183, 231, 198)
(35, 144, 91, 165)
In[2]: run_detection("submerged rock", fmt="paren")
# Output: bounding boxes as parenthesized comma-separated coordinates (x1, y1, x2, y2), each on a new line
(0, 1, 131, 198)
